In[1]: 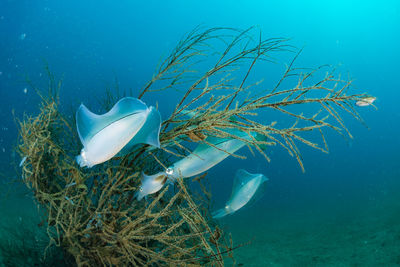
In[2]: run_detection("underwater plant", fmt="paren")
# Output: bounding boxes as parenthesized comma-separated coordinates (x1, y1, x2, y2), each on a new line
(17, 27, 370, 266)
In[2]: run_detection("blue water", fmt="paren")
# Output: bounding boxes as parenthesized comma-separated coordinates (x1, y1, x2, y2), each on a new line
(1, 0, 399, 265)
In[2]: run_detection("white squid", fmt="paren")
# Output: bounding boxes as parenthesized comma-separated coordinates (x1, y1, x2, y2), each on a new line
(75, 97, 161, 168)
(136, 130, 267, 200)
(212, 169, 268, 219)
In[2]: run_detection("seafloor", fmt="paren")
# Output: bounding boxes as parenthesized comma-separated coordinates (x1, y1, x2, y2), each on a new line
(1, 175, 400, 266)
(230, 202, 400, 266)
(227, 177, 400, 266)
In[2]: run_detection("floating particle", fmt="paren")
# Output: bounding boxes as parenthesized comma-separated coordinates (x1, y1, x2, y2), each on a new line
(2, 148, 5, 153)
(0, 71, 2, 75)
(20, 33, 26, 40)
(64, 196, 74, 205)
(65, 182, 76, 188)
(23, 87, 28, 94)
(19, 156, 27, 167)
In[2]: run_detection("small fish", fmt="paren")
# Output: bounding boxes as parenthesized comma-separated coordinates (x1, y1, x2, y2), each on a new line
(356, 96, 376, 107)
(212, 169, 268, 219)
(19, 156, 27, 167)
(75, 97, 161, 168)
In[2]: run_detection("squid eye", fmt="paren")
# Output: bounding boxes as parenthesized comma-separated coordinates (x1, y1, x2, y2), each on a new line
(166, 168, 173, 175)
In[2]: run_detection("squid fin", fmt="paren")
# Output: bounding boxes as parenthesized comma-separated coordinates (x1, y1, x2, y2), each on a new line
(212, 208, 230, 219)
(76, 97, 148, 146)
(119, 106, 161, 155)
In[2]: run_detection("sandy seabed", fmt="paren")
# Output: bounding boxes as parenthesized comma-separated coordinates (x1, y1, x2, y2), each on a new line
(228, 196, 400, 266)
(1, 180, 400, 266)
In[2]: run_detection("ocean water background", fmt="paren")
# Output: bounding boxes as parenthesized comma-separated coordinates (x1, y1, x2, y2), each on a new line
(0, 0, 399, 265)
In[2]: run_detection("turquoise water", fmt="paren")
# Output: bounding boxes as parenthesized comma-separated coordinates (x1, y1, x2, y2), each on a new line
(1, 1, 400, 266)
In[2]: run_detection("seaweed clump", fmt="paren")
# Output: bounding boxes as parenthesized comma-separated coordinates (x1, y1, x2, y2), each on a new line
(17, 93, 231, 266)
(17, 27, 369, 266)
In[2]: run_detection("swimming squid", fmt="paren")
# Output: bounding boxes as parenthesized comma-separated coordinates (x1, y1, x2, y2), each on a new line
(76, 97, 161, 168)
(212, 169, 268, 219)
(135, 130, 267, 200)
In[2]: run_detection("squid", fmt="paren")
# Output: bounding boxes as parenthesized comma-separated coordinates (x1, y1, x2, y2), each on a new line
(75, 97, 161, 168)
(136, 130, 267, 200)
(212, 169, 268, 219)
